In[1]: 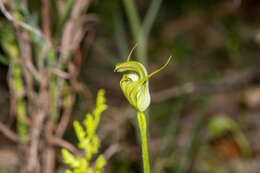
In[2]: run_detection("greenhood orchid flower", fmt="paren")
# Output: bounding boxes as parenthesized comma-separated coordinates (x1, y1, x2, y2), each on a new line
(114, 61, 150, 112)
(114, 45, 171, 112)
(114, 45, 172, 173)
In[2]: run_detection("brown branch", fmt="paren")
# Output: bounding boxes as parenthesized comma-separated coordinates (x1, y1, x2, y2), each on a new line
(0, 121, 19, 143)
(58, 0, 91, 67)
(55, 0, 96, 140)
(47, 134, 79, 155)
(50, 68, 71, 79)
(70, 49, 94, 109)
(55, 93, 75, 138)
(41, 0, 51, 39)
(0, 0, 42, 37)
(46, 117, 79, 155)
(152, 67, 260, 102)
(57, 0, 65, 16)
(43, 146, 55, 173)
(43, 121, 55, 173)
(26, 111, 46, 173)
(25, 60, 40, 80)
(104, 144, 120, 160)
(26, 71, 49, 173)
(54, 0, 93, 140)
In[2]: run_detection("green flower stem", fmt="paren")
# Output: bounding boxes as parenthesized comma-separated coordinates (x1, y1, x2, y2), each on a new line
(137, 111, 150, 173)
(114, 46, 171, 173)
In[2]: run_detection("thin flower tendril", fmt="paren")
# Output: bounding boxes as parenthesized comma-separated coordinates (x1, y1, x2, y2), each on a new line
(127, 43, 138, 61)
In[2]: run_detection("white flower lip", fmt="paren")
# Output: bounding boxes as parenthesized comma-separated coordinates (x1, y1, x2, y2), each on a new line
(127, 73, 139, 82)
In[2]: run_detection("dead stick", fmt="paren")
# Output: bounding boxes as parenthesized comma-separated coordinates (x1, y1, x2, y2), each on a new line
(41, 0, 51, 38)
(0, 0, 42, 36)
(47, 135, 79, 155)
(43, 121, 55, 173)
(152, 67, 260, 102)
(0, 121, 19, 142)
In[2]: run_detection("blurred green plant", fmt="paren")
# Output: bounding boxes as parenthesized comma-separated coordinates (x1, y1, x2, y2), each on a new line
(208, 114, 251, 158)
(61, 89, 107, 173)
(117, 0, 162, 65)
(114, 45, 171, 173)
(0, 23, 28, 142)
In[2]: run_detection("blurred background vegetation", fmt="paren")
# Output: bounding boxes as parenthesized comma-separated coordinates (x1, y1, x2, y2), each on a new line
(0, 0, 260, 172)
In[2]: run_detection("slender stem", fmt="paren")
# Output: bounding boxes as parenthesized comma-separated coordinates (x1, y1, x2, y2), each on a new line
(114, 11, 128, 59)
(122, 0, 141, 42)
(122, 0, 147, 64)
(142, 0, 163, 39)
(137, 111, 150, 173)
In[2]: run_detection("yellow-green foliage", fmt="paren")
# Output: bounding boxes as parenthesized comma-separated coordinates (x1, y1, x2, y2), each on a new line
(13, 63, 28, 143)
(61, 89, 107, 173)
(0, 24, 28, 143)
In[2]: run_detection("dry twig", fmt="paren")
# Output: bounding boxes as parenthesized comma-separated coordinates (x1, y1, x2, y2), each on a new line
(0, 0, 42, 37)
(152, 67, 260, 102)
(0, 121, 19, 142)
